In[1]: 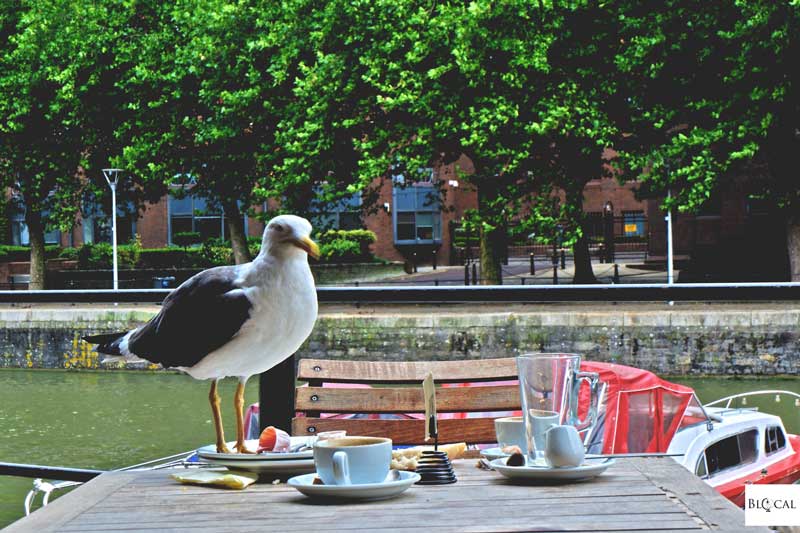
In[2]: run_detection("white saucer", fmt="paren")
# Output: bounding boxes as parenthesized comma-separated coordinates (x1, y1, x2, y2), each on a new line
(490, 457, 615, 482)
(288, 471, 421, 501)
(196, 437, 313, 461)
(480, 447, 511, 461)
(200, 456, 316, 475)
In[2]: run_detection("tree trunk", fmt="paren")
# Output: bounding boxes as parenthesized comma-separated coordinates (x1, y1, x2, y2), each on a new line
(572, 232, 598, 284)
(224, 201, 252, 265)
(477, 181, 505, 285)
(26, 207, 47, 290)
(786, 216, 800, 281)
(566, 185, 597, 284)
(479, 222, 505, 285)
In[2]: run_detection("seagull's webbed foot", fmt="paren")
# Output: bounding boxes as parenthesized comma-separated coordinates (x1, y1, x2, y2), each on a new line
(235, 442, 256, 454)
(218, 443, 233, 454)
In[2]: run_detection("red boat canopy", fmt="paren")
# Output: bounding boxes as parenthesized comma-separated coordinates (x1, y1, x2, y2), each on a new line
(580, 362, 700, 454)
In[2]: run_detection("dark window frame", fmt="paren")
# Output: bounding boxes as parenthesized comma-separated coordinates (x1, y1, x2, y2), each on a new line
(765, 425, 787, 456)
(167, 193, 246, 245)
(701, 428, 759, 478)
(391, 172, 442, 245)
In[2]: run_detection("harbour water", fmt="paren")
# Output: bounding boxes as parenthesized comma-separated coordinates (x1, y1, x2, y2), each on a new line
(1, 369, 798, 528)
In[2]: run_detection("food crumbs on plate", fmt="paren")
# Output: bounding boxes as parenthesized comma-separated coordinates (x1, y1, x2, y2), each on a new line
(501, 445, 522, 455)
(312, 477, 325, 485)
(507, 452, 525, 467)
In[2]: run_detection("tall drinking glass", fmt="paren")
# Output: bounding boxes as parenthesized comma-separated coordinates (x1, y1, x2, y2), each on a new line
(516, 353, 600, 462)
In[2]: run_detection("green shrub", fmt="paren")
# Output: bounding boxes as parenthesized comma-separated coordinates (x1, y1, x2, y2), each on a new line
(76, 237, 142, 269)
(317, 229, 376, 263)
(77, 242, 112, 269)
(320, 238, 362, 262)
(137, 247, 210, 269)
(0, 245, 62, 262)
(58, 247, 79, 260)
(200, 242, 233, 266)
(173, 231, 202, 248)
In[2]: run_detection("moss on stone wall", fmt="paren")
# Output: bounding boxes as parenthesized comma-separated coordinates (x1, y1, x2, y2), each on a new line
(1, 305, 799, 375)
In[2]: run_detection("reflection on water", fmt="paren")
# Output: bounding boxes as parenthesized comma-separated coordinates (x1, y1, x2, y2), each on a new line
(0, 370, 258, 528)
(671, 376, 800, 435)
(0, 370, 797, 527)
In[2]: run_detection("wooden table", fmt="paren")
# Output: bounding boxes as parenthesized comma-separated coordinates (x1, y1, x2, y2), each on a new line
(7, 458, 763, 532)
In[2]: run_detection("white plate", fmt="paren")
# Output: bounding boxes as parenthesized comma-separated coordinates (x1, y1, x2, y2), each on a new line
(480, 447, 511, 461)
(201, 457, 316, 475)
(489, 457, 615, 482)
(288, 471, 421, 501)
(196, 437, 313, 461)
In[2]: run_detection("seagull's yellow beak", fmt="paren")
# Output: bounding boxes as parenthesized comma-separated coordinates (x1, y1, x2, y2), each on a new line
(293, 235, 321, 260)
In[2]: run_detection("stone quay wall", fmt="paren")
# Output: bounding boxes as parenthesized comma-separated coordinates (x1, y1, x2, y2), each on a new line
(1, 303, 798, 375)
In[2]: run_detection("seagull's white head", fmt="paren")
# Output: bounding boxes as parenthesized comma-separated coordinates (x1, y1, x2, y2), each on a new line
(261, 214, 320, 260)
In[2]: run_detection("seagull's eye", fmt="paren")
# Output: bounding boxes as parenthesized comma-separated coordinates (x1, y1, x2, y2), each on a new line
(273, 224, 285, 232)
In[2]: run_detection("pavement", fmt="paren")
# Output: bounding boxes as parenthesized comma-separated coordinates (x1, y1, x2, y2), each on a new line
(370, 253, 675, 285)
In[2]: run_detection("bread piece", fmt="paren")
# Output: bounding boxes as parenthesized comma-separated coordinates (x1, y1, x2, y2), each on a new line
(390, 442, 467, 471)
(390, 455, 418, 471)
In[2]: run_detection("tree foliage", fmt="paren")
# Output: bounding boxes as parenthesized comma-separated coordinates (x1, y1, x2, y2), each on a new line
(613, 0, 800, 277)
(114, 0, 301, 263)
(0, 0, 123, 287)
(279, 0, 620, 282)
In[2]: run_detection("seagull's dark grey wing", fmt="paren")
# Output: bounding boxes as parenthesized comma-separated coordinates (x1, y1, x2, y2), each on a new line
(127, 265, 253, 368)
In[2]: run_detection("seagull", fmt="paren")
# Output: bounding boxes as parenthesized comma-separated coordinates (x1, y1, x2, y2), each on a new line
(83, 215, 319, 453)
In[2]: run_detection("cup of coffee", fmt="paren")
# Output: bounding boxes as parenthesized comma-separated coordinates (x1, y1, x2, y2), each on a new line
(313, 436, 392, 485)
(494, 416, 525, 450)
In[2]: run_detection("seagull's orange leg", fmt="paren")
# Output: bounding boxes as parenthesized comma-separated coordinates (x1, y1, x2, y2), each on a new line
(234, 379, 255, 454)
(209, 380, 231, 453)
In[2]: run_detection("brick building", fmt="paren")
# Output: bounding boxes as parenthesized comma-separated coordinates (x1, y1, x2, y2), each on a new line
(4, 158, 651, 266)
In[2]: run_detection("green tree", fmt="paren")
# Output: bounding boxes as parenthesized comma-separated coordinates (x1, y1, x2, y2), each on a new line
(0, 1, 115, 288)
(281, 0, 619, 283)
(614, 1, 800, 278)
(117, 0, 296, 264)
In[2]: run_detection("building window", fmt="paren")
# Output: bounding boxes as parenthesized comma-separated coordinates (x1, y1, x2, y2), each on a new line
(9, 198, 60, 246)
(765, 426, 787, 455)
(311, 191, 362, 231)
(168, 194, 246, 244)
(392, 173, 441, 245)
(701, 429, 758, 477)
(622, 210, 646, 237)
(82, 195, 136, 245)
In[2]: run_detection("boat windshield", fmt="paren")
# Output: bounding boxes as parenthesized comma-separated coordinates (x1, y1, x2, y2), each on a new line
(699, 429, 759, 477)
(580, 362, 702, 454)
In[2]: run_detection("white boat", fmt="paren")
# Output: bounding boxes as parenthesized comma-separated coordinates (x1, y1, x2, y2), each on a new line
(582, 363, 800, 506)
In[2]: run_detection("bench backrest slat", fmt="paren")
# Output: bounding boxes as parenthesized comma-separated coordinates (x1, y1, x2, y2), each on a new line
(297, 358, 518, 384)
(293, 357, 520, 445)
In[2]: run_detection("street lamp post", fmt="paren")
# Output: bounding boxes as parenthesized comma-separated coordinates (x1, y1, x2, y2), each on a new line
(603, 201, 615, 264)
(666, 189, 674, 285)
(102, 169, 123, 291)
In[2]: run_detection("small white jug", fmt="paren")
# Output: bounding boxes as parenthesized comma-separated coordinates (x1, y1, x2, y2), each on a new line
(544, 425, 585, 468)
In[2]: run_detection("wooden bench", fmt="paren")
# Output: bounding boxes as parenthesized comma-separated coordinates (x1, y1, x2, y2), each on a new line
(292, 357, 520, 445)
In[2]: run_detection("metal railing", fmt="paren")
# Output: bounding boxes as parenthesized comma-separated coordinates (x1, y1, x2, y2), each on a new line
(3, 282, 800, 304)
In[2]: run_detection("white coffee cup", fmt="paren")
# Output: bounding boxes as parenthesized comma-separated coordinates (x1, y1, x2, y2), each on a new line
(313, 436, 392, 485)
(544, 425, 585, 468)
(494, 416, 525, 449)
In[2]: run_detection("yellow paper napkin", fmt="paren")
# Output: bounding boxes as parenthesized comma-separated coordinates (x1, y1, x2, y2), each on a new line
(171, 469, 258, 490)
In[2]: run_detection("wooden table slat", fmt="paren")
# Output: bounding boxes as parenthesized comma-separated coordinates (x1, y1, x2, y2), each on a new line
(7, 458, 765, 532)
